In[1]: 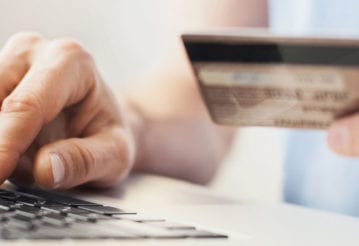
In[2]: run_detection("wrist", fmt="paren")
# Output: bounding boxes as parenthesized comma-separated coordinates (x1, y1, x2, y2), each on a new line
(121, 96, 148, 171)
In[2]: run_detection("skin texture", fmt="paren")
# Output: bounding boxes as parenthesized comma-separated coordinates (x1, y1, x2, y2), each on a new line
(327, 117, 359, 156)
(0, 0, 271, 189)
(0, 33, 134, 189)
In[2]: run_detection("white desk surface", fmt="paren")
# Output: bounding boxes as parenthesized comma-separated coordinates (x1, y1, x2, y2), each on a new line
(3, 173, 359, 246)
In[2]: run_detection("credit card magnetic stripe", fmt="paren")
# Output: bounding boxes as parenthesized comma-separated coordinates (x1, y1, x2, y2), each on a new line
(184, 42, 359, 66)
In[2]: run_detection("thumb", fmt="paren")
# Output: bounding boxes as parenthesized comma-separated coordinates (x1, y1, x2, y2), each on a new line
(33, 128, 134, 189)
(327, 114, 359, 156)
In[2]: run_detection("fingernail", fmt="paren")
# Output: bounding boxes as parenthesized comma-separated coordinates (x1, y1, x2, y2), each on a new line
(328, 125, 349, 151)
(50, 153, 65, 188)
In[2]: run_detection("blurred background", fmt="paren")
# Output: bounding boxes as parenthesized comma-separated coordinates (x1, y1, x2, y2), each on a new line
(0, 0, 284, 203)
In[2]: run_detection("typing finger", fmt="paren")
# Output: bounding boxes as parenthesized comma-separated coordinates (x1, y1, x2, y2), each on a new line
(0, 32, 43, 104)
(0, 38, 96, 183)
(33, 127, 134, 189)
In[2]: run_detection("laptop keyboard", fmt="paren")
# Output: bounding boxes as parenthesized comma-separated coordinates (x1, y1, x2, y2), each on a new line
(0, 187, 227, 240)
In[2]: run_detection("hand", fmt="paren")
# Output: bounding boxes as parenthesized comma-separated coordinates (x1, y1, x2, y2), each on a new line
(0, 32, 137, 189)
(328, 115, 359, 156)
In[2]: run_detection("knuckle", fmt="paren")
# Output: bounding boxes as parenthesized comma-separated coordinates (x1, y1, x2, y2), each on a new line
(50, 38, 91, 60)
(2, 92, 43, 117)
(47, 38, 94, 75)
(7, 32, 43, 48)
(52, 38, 83, 51)
(72, 141, 96, 180)
(4, 32, 43, 59)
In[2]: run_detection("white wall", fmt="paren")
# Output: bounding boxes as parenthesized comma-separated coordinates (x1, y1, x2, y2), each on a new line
(0, 0, 169, 88)
(0, 0, 283, 203)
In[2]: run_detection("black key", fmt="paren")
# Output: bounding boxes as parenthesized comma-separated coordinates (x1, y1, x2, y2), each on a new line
(43, 206, 94, 221)
(0, 190, 16, 196)
(11, 213, 33, 223)
(8, 214, 37, 231)
(0, 192, 19, 201)
(41, 205, 109, 221)
(16, 205, 46, 218)
(41, 204, 73, 213)
(0, 198, 15, 208)
(15, 195, 45, 206)
(41, 213, 74, 227)
(59, 207, 90, 215)
(68, 209, 113, 222)
(69, 212, 114, 222)
(78, 205, 129, 215)
(18, 188, 100, 206)
(43, 212, 69, 221)
(51, 195, 100, 206)
(41, 201, 69, 208)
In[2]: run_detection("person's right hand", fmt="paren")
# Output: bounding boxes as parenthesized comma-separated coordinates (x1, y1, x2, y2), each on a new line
(0, 32, 139, 189)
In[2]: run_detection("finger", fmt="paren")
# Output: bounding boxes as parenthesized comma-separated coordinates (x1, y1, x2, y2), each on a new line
(8, 143, 38, 186)
(33, 127, 134, 189)
(9, 155, 34, 186)
(0, 39, 95, 183)
(0, 32, 43, 103)
(327, 113, 359, 156)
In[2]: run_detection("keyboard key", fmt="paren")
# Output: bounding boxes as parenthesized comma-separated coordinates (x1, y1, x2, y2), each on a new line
(11, 213, 34, 223)
(15, 195, 45, 206)
(17, 188, 100, 206)
(0, 191, 19, 201)
(16, 205, 46, 218)
(42, 205, 77, 213)
(60, 207, 91, 215)
(41, 213, 74, 227)
(0, 198, 15, 208)
(41, 203, 71, 212)
(7, 214, 37, 231)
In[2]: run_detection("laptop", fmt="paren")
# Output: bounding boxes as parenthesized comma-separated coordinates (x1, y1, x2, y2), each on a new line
(2, 173, 359, 246)
(0, 181, 229, 241)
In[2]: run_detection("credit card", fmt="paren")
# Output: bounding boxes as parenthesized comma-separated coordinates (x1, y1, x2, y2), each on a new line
(182, 30, 359, 129)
